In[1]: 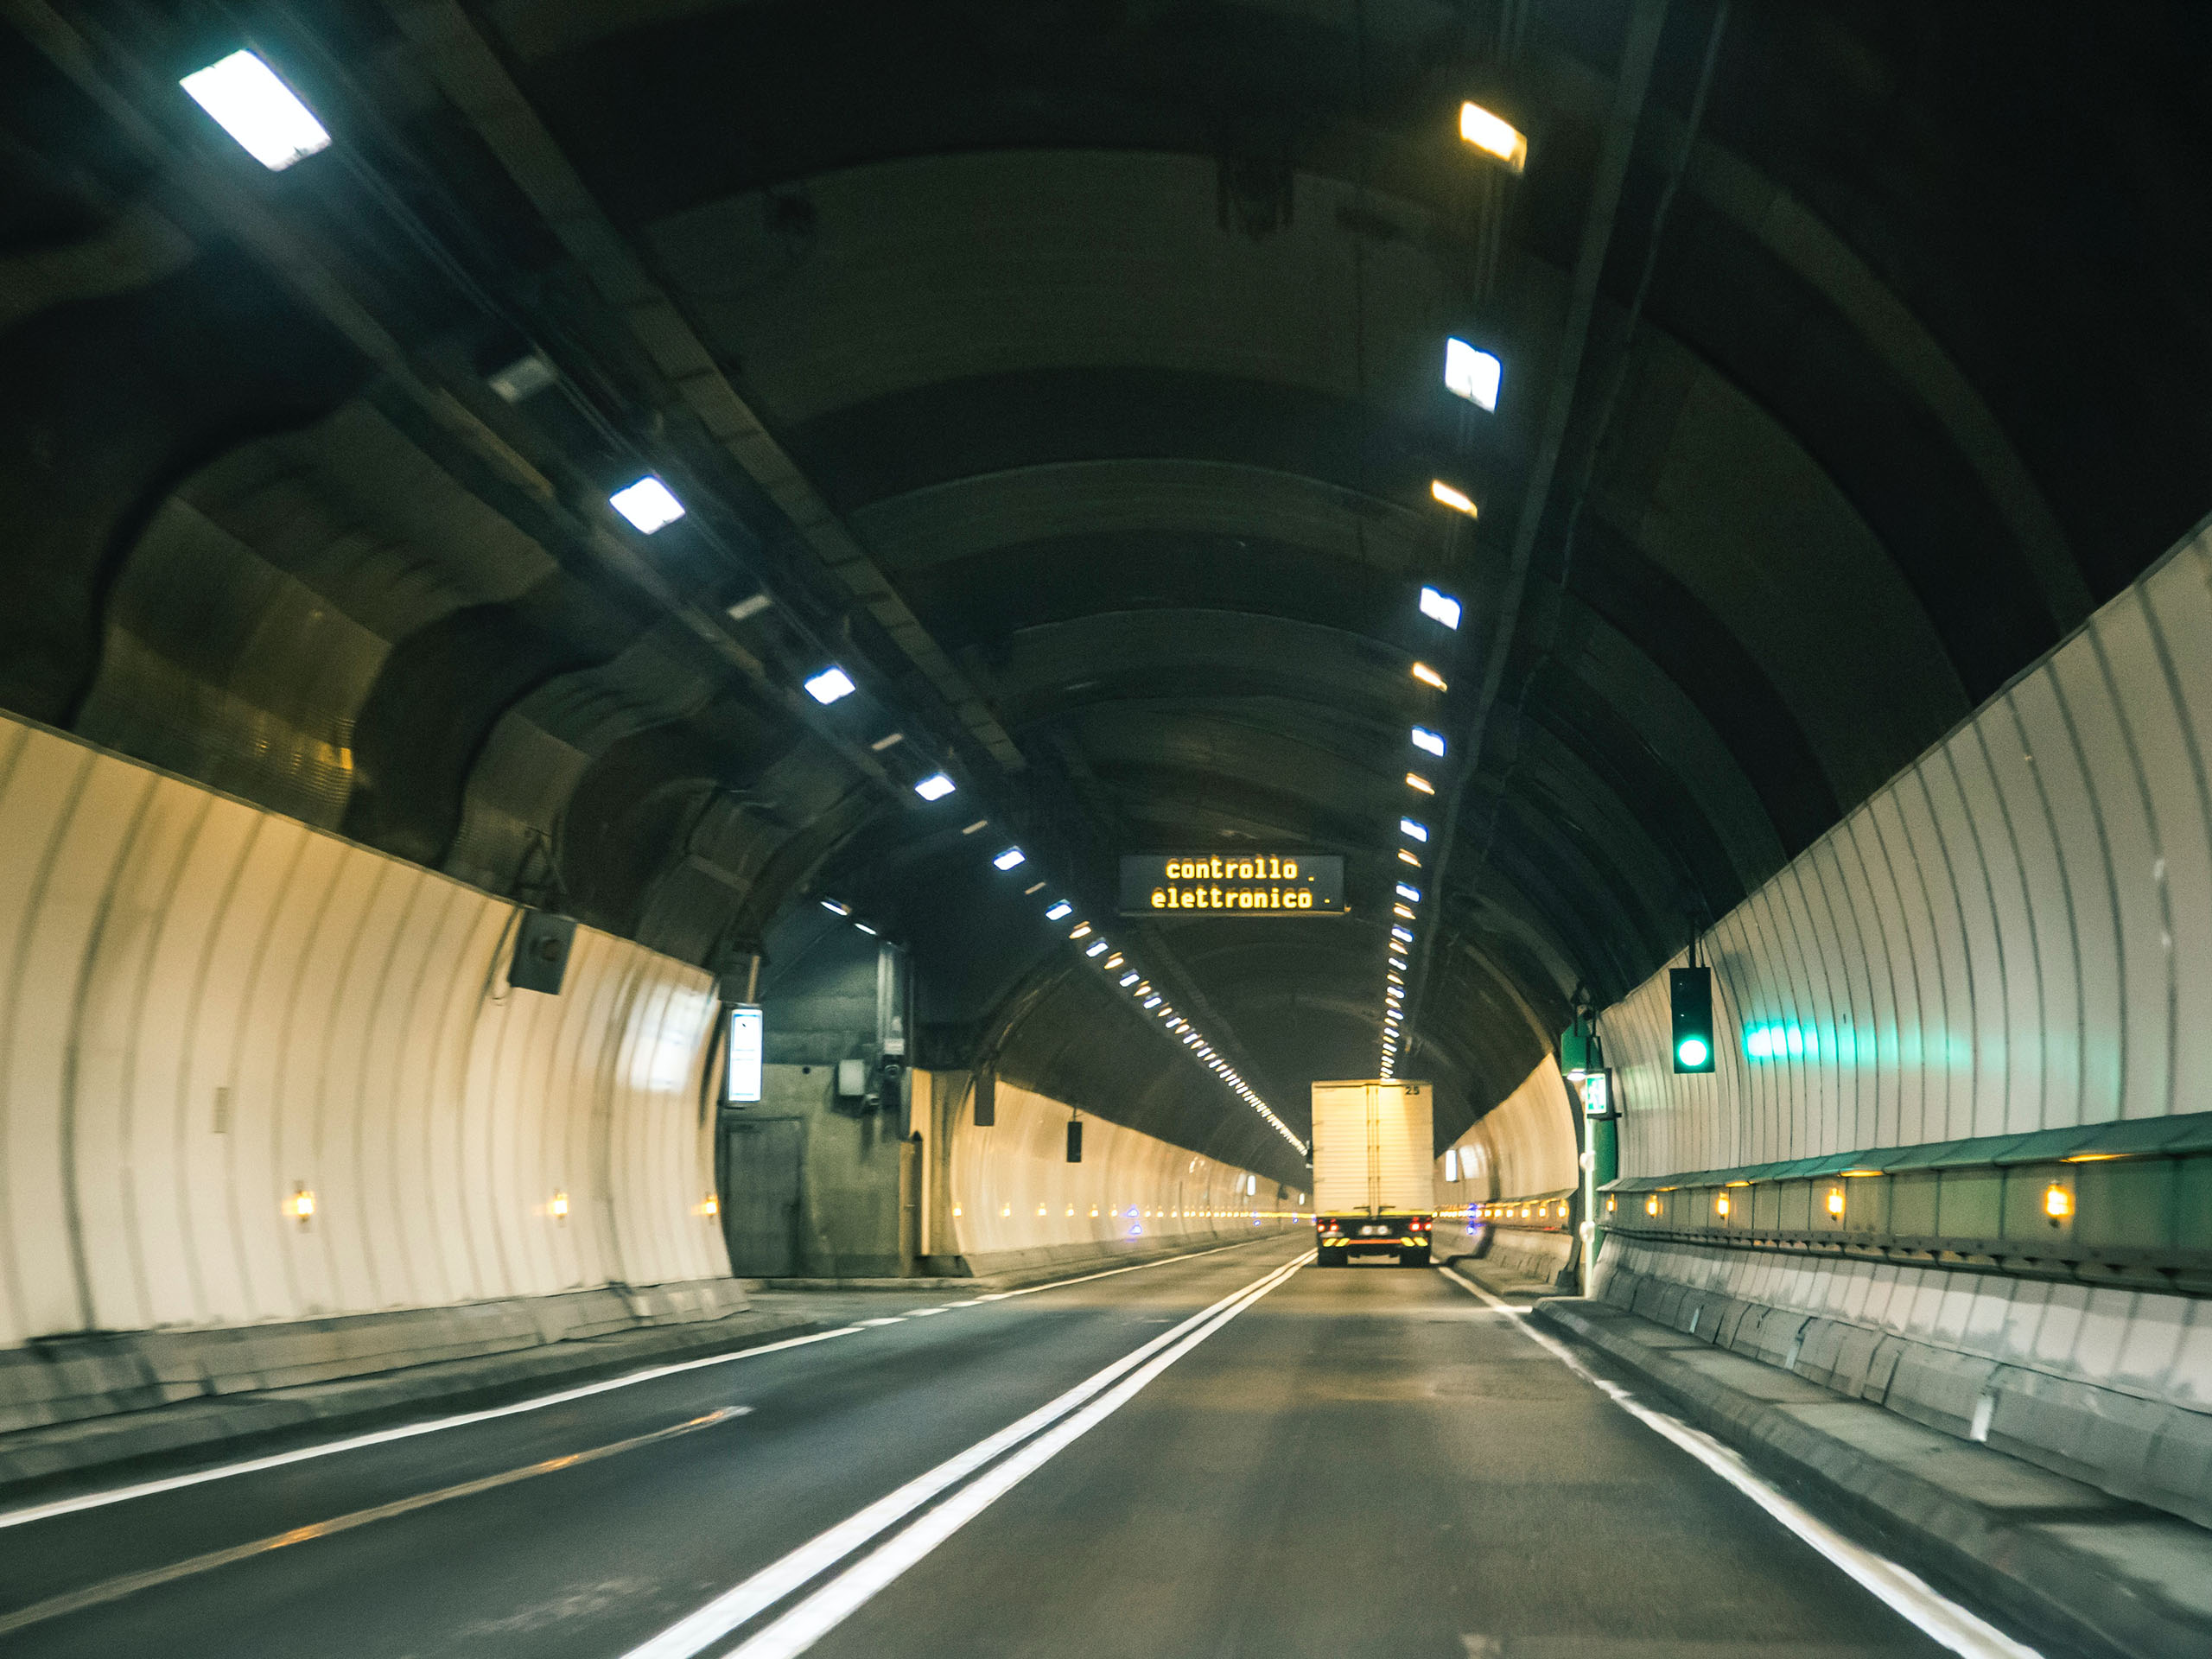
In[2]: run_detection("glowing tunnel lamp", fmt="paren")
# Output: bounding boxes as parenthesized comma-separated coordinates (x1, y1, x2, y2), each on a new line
(1399, 819, 1428, 843)
(1406, 773, 1434, 794)
(1430, 480, 1478, 517)
(550, 1191, 570, 1221)
(1419, 586, 1462, 630)
(993, 847, 1027, 870)
(1411, 663, 1448, 690)
(1084, 941, 1108, 957)
(1826, 1187, 1846, 1219)
(804, 665, 857, 704)
(1395, 883, 1421, 903)
(1646, 1195, 1660, 1216)
(2045, 1183, 2073, 1220)
(1068, 923, 1092, 939)
(1458, 102, 1529, 173)
(1393, 904, 1415, 920)
(181, 51, 330, 171)
(608, 475, 686, 533)
(1444, 338, 1503, 411)
(819, 898, 850, 916)
(1398, 849, 1421, 868)
(1046, 901, 1072, 920)
(1715, 1193, 1731, 1218)
(699, 1193, 720, 1218)
(288, 1186, 315, 1224)
(912, 772, 956, 800)
(1411, 727, 1446, 758)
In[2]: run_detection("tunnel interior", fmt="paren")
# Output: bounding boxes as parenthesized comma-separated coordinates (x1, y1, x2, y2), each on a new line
(3, 7, 2212, 1650)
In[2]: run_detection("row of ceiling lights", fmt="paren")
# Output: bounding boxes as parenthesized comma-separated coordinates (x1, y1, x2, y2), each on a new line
(183, 48, 1524, 1135)
(1379, 99, 1529, 1083)
(818, 864, 1306, 1154)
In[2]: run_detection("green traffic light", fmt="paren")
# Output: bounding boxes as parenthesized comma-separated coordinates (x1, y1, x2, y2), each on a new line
(1676, 1036, 1709, 1068)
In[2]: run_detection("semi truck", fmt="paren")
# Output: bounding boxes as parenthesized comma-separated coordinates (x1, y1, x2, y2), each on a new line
(1310, 1078, 1434, 1266)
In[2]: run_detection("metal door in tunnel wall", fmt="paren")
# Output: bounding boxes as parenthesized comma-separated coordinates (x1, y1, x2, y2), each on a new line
(720, 1118, 804, 1277)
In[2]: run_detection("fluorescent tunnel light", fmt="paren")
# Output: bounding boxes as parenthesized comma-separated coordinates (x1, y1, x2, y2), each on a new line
(1411, 727, 1446, 757)
(180, 51, 330, 171)
(804, 666, 857, 704)
(1445, 339, 1503, 411)
(608, 476, 686, 533)
(1419, 587, 1462, 630)
(993, 847, 1027, 870)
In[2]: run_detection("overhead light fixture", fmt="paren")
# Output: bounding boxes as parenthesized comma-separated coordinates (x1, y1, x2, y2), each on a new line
(1399, 819, 1428, 842)
(1387, 972, 1403, 985)
(1069, 923, 1092, 939)
(1430, 480, 1478, 517)
(1144, 995, 1162, 1007)
(1104, 954, 1124, 969)
(1419, 587, 1462, 630)
(1405, 772, 1434, 794)
(1391, 925, 1414, 943)
(1458, 101, 1529, 172)
(487, 352, 558, 404)
(1411, 663, 1447, 690)
(1397, 849, 1421, 868)
(1444, 338, 1503, 411)
(804, 666, 857, 704)
(993, 847, 1027, 870)
(961, 820, 988, 835)
(913, 772, 956, 800)
(819, 899, 850, 916)
(1084, 941, 1108, 957)
(1024, 881, 1046, 894)
(1046, 901, 1073, 920)
(1411, 727, 1446, 757)
(726, 592, 772, 623)
(1395, 883, 1421, 903)
(180, 50, 330, 171)
(854, 923, 878, 937)
(609, 476, 687, 533)
(1120, 972, 1140, 987)
(870, 731, 906, 751)
(1393, 905, 1415, 920)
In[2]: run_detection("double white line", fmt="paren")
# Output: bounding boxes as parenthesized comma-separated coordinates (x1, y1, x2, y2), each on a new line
(624, 1250, 1310, 1659)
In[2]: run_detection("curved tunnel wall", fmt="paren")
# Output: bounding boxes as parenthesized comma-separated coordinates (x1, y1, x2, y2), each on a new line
(1432, 1057, 1580, 1287)
(1591, 517, 2212, 1523)
(946, 1079, 1301, 1278)
(0, 709, 730, 1354)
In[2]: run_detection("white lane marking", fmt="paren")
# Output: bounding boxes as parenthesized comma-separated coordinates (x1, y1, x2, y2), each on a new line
(906, 1308, 947, 1317)
(0, 1236, 1291, 1532)
(620, 1252, 1309, 1659)
(1435, 1268, 2044, 1659)
(0, 1327, 863, 1533)
(0, 1407, 749, 1637)
(718, 1255, 1306, 1659)
(855, 1319, 905, 1327)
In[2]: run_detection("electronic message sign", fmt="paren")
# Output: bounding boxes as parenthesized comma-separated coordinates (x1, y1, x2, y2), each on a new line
(1118, 854, 1345, 915)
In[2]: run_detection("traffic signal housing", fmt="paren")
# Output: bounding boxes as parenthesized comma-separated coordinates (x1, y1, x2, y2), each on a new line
(1670, 967, 1716, 1072)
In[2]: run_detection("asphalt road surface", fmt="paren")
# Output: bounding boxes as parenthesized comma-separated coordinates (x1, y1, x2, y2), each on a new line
(0, 1236, 1978, 1658)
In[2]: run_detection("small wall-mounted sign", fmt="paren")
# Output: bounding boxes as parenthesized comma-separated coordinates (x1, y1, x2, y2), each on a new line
(726, 1004, 763, 1104)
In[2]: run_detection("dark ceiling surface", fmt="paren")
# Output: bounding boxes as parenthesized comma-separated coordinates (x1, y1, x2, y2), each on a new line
(3, 0, 2209, 1180)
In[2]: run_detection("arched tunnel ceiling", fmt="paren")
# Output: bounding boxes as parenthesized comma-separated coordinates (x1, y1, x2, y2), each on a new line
(3, 0, 2209, 1179)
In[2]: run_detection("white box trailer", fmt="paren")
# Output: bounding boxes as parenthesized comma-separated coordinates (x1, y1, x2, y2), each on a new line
(1309, 1079, 1435, 1265)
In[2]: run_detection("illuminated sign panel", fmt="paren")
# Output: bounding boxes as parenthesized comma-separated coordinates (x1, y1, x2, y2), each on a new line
(1117, 854, 1345, 916)
(726, 1004, 763, 1103)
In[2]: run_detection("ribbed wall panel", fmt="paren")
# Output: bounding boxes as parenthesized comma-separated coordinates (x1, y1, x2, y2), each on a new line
(950, 1080, 1297, 1260)
(1437, 1056, 1580, 1201)
(0, 711, 729, 1349)
(1605, 522, 2212, 1174)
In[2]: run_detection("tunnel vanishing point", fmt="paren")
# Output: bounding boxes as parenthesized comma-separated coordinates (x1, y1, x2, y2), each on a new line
(1, 4, 2210, 1657)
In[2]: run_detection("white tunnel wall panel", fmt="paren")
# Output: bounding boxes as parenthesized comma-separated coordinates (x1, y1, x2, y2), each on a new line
(948, 1079, 1296, 1267)
(0, 710, 730, 1351)
(1603, 522, 2212, 1174)
(1434, 1055, 1580, 1203)
(1587, 522, 2212, 1509)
